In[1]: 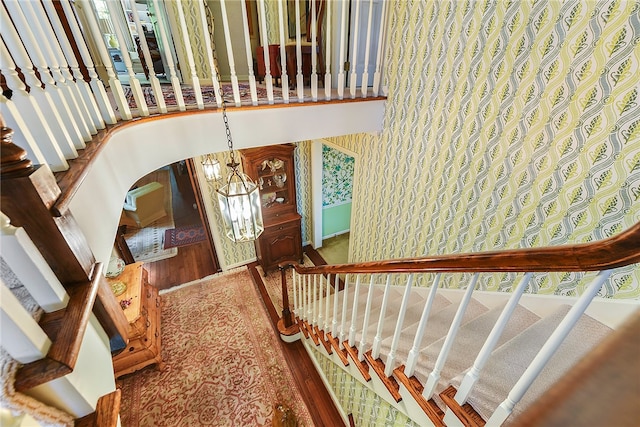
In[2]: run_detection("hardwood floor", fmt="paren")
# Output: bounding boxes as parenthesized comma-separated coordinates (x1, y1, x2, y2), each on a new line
(143, 163, 217, 291)
(248, 259, 347, 426)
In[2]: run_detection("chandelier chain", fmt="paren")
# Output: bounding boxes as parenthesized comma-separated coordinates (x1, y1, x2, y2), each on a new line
(211, 33, 235, 163)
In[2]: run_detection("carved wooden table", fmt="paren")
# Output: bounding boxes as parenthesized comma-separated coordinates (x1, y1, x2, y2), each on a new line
(107, 262, 163, 378)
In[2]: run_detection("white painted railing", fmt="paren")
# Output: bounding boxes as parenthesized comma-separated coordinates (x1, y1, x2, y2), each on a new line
(289, 264, 637, 426)
(1, 0, 387, 174)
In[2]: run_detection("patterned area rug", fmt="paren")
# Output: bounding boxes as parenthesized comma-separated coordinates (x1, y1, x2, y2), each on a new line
(124, 169, 178, 263)
(119, 268, 314, 426)
(163, 225, 206, 249)
(123, 83, 294, 109)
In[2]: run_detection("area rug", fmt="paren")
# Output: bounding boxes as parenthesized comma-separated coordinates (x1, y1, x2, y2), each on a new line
(118, 268, 314, 426)
(124, 169, 178, 263)
(123, 83, 295, 110)
(163, 225, 206, 249)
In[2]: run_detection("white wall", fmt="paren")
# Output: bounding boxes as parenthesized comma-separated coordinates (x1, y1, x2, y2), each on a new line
(67, 101, 384, 267)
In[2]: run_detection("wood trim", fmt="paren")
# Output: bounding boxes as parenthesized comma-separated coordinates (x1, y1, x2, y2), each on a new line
(75, 388, 121, 427)
(363, 351, 401, 402)
(15, 263, 103, 392)
(439, 386, 486, 427)
(342, 342, 371, 381)
(393, 366, 445, 426)
(290, 222, 640, 275)
(185, 158, 220, 273)
(326, 333, 349, 365)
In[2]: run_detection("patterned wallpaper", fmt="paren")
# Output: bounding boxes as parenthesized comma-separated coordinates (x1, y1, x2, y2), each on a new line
(310, 347, 420, 427)
(328, 0, 640, 299)
(323, 145, 355, 207)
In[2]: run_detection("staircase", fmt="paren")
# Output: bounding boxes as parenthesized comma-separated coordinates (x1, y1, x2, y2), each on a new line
(275, 225, 640, 426)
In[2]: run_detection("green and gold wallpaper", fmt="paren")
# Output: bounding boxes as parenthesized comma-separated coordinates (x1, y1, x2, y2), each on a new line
(329, 0, 640, 299)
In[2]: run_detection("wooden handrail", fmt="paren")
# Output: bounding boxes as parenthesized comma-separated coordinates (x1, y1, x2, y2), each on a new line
(14, 262, 103, 392)
(285, 222, 640, 275)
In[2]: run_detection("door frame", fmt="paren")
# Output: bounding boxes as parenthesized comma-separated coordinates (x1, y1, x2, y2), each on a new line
(185, 158, 221, 273)
(311, 139, 358, 252)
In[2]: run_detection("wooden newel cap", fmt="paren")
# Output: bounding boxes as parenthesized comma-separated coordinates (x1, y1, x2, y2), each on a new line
(1, 126, 33, 176)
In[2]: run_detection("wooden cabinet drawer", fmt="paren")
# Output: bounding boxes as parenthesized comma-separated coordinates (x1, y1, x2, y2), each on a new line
(256, 217, 302, 273)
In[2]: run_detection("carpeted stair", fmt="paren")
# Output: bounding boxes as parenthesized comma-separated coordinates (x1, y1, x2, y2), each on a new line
(301, 283, 614, 426)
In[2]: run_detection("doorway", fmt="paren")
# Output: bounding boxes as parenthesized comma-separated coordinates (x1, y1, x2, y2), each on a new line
(311, 140, 356, 265)
(115, 159, 220, 291)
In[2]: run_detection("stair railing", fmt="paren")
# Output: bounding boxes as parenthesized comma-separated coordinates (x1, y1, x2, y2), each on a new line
(278, 222, 640, 425)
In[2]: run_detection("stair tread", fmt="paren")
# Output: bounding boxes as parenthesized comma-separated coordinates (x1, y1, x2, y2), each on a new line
(379, 297, 489, 362)
(451, 304, 612, 424)
(417, 304, 541, 408)
(360, 293, 450, 344)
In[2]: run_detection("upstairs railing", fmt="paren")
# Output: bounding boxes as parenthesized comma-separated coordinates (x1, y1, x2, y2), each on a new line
(278, 222, 640, 425)
(1, 0, 387, 173)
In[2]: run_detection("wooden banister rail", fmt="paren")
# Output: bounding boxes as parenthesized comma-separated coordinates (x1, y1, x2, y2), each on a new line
(14, 262, 103, 392)
(286, 222, 640, 275)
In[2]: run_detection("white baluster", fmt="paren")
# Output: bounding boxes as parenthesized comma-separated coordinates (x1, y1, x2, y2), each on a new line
(337, 0, 348, 100)
(372, 274, 392, 359)
(323, 0, 332, 100)
(486, 270, 612, 426)
(3, 1, 82, 153)
(257, 0, 275, 104)
(0, 42, 66, 170)
(348, 0, 362, 99)
(41, 0, 104, 131)
(33, 1, 98, 136)
(317, 274, 324, 329)
(77, 0, 132, 120)
(15, 0, 92, 143)
(195, 2, 222, 108)
(150, 0, 185, 111)
(310, 0, 318, 100)
(292, 270, 298, 318)
(359, 0, 374, 98)
(331, 274, 340, 337)
(0, 213, 68, 312)
(455, 273, 533, 403)
(423, 274, 480, 399)
(338, 274, 350, 346)
(277, 0, 290, 103)
(0, 12, 77, 161)
(174, 0, 204, 109)
(240, 0, 258, 105)
(1, 281, 52, 364)
(324, 273, 332, 331)
(219, 0, 241, 106)
(306, 275, 312, 322)
(348, 274, 362, 347)
(104, 0, 149, 116)
(385, 274, 414, 376)
(294, 0, 304, 101)
(59, 0, 116, 125)
(372, 0, 388, 97)
(127, 0, 167, 113)
(357, 274, 376, 361)
(404, 273, 442, 376)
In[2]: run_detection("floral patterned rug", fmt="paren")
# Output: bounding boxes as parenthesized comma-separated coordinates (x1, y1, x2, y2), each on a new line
(118, 267, 314, 426)
(123, 83, 295, 110)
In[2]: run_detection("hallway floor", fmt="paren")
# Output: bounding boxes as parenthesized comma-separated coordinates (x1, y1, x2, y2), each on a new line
(316, 233, 350, 265)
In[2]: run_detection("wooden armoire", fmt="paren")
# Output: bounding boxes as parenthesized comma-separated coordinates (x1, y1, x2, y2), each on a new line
(240, 144, 303, 274)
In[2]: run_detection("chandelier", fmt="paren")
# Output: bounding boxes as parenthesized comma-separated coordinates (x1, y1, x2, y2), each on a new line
(203, 54, 263, 242)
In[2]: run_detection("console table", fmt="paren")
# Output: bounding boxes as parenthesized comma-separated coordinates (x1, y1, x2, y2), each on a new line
(107, 262, 163, 378)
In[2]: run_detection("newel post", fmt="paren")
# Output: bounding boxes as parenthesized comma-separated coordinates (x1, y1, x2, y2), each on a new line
(0, 125, 129, 352)
(280, 264, 294, 328)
